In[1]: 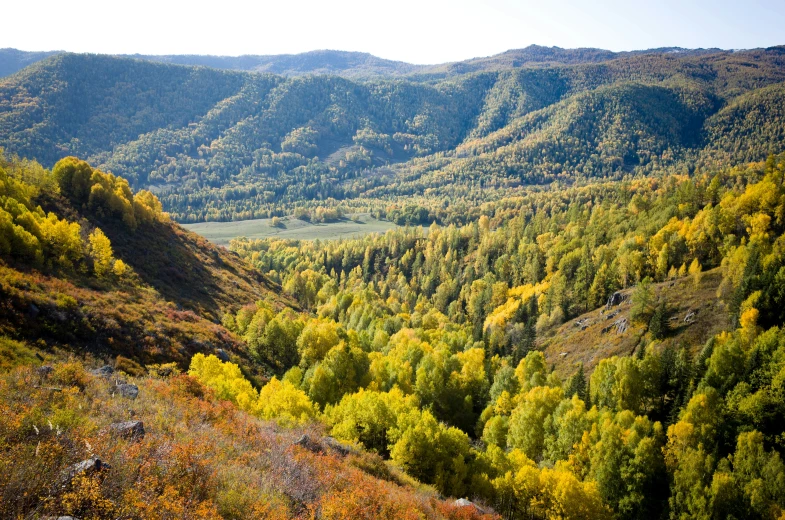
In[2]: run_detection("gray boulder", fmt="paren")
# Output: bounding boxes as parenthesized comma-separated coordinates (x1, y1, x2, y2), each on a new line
(91, 365, 114, 377)
(113, 383, 139, 399)
(606, 291, 627, 309)
(36, 365, 54, 378)
(59, 457, 110, 487)
(454, 498, 485, 513)
(322, 436, 358, 457)
(109, 420, 145, 440)
(216, 348, 230, 362)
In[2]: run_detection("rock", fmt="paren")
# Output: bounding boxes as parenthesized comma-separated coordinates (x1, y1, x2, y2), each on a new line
(606, 291, 624, 309)
(109, 420, 145, 440)
(29, 303, 40, 318)
(684, 310, 697, 323)
(454, 498, 485, 513)
(614, 317, 629, 334)
(113, 384, 139, 400)
(322, 436, 357, 457)
(60, 457, 110, 487)
(42, 516, 79, 520)
(216, 349, 230, 362)
(91, 365, 114, 377)
(293, 434, 323, 454)
(36, 365, 54, 378)
(559, 352, 568, 357)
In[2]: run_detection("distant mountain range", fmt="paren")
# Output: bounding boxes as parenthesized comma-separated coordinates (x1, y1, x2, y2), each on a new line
(0, 45, 737, 80)
(1, 45, 785, 222)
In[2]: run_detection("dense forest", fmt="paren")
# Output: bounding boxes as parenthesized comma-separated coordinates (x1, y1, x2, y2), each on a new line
(1, 47, 785, 222)
(2, 149, 785, 518)
(2, 44, 785, 519)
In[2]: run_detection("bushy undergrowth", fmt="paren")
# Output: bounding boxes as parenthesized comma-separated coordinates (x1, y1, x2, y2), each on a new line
(0, 360, 495, 519)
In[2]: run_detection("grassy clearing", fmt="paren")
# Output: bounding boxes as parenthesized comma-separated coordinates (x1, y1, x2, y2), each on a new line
(542, 268, 730, 376)
(183, 213, 406, 246)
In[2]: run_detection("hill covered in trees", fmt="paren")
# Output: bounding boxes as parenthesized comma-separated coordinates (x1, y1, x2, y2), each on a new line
(1, 47, 785, 221)
(0, 45, 737, 80)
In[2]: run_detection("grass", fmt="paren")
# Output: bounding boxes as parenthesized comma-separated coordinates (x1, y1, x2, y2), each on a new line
(542, 268, 731, 377)
(183, 214, 407, 246)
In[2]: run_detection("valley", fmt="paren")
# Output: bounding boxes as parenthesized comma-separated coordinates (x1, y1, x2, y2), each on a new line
(183, 213, 408, 246)
(1, 39, 785, 520)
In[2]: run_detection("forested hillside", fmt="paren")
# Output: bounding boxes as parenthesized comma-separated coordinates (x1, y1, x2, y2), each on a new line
(213, 152, 785, 519)
(2, 40, 785, 519)
(0, 45, 735, 80)
(2, 48, 785, 221)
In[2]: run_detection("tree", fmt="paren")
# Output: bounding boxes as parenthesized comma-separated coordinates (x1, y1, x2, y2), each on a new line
(508, 385, 563, 459)
(256, 377, 318, 427)
(689, 258, 703, 290)
(88, 228, 114, 277)
(648, 301, 670, 340)
(390, 408, 470, 497)
(631, 277, 655, 325)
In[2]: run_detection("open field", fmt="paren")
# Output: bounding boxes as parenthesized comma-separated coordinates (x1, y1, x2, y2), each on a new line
(182, 213, 408, 246)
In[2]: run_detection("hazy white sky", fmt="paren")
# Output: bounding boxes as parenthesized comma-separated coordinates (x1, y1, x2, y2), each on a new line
(4, 0, 784, 64)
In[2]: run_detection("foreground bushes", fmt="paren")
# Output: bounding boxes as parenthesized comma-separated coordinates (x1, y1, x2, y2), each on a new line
(0, 359, 495, 519)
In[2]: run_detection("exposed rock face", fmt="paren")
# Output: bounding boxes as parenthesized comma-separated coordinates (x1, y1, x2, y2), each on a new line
(113, 384, 139, 399)
(216, 348, 230, 362)
(606, 291, 624, 309)
(454, 498, 486, 513)
(109, 421, 145, 440)
(614, 317, 629, 334)
(322, 436, 358, 457)
(684, 309, 697, 323)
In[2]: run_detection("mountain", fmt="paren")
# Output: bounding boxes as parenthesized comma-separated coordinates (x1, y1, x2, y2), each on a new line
(131, 49, 425, 78)
(2, 48, 785, 222)
(0, 44, 765, 81)
(0, 47, 61, 78)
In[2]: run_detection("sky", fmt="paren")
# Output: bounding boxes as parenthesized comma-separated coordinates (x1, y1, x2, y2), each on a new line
(3, 0, 785, 64)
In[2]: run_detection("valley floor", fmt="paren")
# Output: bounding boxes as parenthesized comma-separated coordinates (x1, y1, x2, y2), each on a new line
(183, 213, 416, 246)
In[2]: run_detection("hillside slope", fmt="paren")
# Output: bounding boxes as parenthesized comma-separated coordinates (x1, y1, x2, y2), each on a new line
(542, 269, 731, 376)
(0, 152, 292, 374)
(0, 361, 494, 519)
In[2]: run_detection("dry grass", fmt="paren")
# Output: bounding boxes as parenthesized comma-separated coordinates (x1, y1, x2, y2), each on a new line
(0, 361, 497, 519)
(543, 268, 731, 376)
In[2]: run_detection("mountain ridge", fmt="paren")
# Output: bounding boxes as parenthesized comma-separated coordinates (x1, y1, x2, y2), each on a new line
(0, 44, 772, 80)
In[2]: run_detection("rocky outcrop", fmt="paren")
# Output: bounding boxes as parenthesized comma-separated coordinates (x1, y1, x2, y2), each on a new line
(454, 498, 486, 513)
(293, 434, 324, 454)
